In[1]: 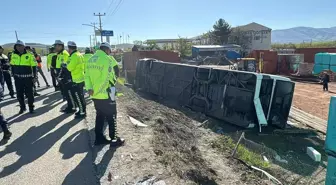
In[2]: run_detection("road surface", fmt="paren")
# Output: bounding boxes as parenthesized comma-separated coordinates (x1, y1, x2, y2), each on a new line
(0, 57, 98, 185)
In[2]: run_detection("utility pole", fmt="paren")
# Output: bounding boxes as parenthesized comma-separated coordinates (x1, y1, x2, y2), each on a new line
(89, 35, 92, 48)
(15, 31, 18, 41)
(94, 13, 106, 42)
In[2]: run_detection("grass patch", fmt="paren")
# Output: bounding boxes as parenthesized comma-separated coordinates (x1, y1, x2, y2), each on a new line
(211, 135, 270, 169)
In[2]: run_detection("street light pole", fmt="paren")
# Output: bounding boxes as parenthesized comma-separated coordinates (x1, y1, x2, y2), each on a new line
(82, 23, 98, 46)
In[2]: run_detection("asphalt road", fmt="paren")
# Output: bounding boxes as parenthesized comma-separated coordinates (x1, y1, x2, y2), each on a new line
(0, 57, 98, 185)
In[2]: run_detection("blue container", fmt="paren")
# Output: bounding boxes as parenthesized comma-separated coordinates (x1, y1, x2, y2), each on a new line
(330, 54, 336, 66)
(325, 96, 336, 154)
(326, 156, 336, 185)
(313, 64, 330, 74)
(322, 53, 331, 65)
(315, 53, 324, 65)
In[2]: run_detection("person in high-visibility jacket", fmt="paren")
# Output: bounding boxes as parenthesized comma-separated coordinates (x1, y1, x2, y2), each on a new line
(25, 46, 40, 97)
(67, 41, 86, 119)
(54, 40, 69, 101)
(32, 47, 49, 88)
(83, 47, 93, 72)
(10, 40, 37, 114)
(85, 42, 125, 146)
(47, 46, 58, 89)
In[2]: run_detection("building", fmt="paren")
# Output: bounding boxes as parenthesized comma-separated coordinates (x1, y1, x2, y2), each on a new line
(191, 22, 272, 53)
(235, 22, 272, 52)
(145, 39, 193, 50)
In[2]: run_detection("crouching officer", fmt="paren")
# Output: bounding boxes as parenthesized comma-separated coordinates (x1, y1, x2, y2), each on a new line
(85, 42, 125, 146)
(10, 40, 36, 114)
(67, 41, 86, 118)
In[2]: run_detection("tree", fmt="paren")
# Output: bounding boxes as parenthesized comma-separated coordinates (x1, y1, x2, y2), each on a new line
(229, 28, 252, 52)
(177, 37, 192, 58)
(144, 40, 160, 50)
(133, 40, 143, 46)
(212, 18, 232, 45)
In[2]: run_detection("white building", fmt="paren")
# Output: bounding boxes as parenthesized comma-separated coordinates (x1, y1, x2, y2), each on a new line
(145, 39, 193, 50)
(235, 22, 272, 52)
(192, 22, 272, 53)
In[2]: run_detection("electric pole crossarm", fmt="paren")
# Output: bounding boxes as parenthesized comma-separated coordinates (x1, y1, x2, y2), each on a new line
(94, 13, 106, 43)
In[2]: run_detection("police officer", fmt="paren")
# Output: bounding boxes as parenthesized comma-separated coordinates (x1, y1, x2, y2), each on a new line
(85, 42, 124, 146)
(47, 46, 58, 89)
(10, 40, 37, 114)
(32, 48, 50, 88)
(67, 41, 86, 118)
(25, 46, 40, 97)
(0, 46, 15, 98)
(83, 48, 93, 71)
(54, 40, 69, 101)
(0, 108, 12, 141)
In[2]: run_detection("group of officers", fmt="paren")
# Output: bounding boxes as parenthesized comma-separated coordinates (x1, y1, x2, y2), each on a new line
(0, 40, 124, 147)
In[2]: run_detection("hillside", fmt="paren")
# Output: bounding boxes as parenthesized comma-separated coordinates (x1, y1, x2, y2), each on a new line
(272, 26, 336, 43)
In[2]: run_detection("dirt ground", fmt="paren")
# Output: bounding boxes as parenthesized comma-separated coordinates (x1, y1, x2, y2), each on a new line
(89, 85, 275, 185)
(293, 82, 336, 120)
(85, 83, 330, 185)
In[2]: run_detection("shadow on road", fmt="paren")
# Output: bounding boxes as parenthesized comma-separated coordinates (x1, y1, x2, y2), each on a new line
(8, 100, 64, 124)
(60, 128, 116, 185)
(0, 114, 80, 178)
(60, 129, 99, 185)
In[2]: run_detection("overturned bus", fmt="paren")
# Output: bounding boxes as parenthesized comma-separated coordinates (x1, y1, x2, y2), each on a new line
(135, 58, 295, 131)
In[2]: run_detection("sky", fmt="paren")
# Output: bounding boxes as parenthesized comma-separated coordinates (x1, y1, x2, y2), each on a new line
(1, 0, 335, 47)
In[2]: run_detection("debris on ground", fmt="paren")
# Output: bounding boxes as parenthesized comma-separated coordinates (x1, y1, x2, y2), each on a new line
(129, 116, 148, 127)
(307, 147, 322, 162)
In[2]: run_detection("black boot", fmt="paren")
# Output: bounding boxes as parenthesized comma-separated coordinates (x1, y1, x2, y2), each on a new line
(29, 106, 35, 114)
(19, 108, 27, 114)
(111, 137, 125, 147)
(94, 137, 111, 146)
(61, 108, 76, 114)
(1, 124, 12, 140)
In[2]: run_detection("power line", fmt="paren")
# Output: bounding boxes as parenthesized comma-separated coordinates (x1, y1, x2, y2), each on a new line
(105, 0, 115, 16)
(110, 0, 124, 17)
(104, 0, 125, 24)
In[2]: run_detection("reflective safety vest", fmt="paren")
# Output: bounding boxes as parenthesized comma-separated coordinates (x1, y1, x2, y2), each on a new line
(47, 53, 56, 69)
(67, 50, 85, 83)
(10, 50, 37, 78)
(85, 50, 116, 99)
(83, 53, 93, 72)
(56, 50, 69, 69)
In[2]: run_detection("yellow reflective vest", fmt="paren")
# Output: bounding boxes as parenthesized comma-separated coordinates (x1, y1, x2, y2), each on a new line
(85, 50, 116, 99)
(56, 50, 69, 68)
(47, 53, 56, 70)
(10, 50, 37, 78)
(67, 51, 84, 83)
(83, 53, 93, 72)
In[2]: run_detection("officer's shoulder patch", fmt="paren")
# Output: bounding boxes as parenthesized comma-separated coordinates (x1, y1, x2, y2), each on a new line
(26, 56, 29, 59)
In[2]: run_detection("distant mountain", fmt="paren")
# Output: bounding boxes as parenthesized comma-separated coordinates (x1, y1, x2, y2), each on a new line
(2, 43, 49, 49)
(272, 26, 336, 43)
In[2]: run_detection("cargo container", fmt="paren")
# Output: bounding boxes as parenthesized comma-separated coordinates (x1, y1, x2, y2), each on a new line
(313, 53, 336, 74)
(295, 48, 336, 64)
(277, 54, 304, 75)
(249, 50, 278, 74)
(135, 59, 295, 131)
(123, 51, 180, 83)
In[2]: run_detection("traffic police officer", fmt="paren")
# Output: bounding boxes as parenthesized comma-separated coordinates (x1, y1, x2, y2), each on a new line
(47, 46, 58, 89)
(10, 40, 37, 114)
(54, 40, 69, 101)
(83, 47, 93, 71)
(85, 42, 125, 146)
(25, 46, 40, 96)
(0, 46, 15, 98)
(67, 41, 86, 118)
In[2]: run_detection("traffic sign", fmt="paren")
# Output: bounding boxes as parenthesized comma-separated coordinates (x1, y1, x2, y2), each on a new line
(101, 30, 114, 36)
